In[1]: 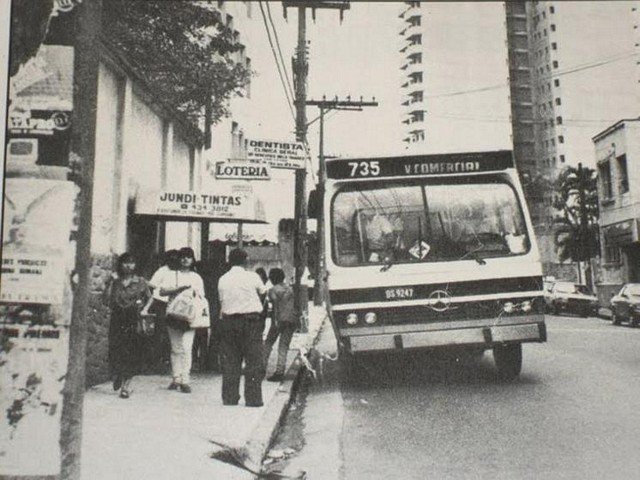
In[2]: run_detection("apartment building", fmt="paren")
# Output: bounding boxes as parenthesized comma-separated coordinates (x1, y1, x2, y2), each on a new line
(593, 119, 640, 303)
(506, 1, 639, 277)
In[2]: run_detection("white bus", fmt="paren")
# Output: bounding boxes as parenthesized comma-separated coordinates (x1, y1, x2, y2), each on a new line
(320, 150, 546, 380)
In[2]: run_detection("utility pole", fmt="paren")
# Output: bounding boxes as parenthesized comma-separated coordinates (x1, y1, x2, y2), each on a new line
(305, 96, 378, 305)
(284, 0, 350, 329)
(60, 0, 102, 478)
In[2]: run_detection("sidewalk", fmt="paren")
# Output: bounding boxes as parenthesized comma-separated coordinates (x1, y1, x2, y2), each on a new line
(81, 303, 328, 479)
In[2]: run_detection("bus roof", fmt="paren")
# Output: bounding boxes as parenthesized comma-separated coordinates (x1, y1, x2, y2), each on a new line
(325, 150, 514, 180)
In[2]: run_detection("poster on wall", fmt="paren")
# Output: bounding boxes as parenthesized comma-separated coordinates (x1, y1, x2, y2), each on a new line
(1, 178, 77, 305)
(135, 184, 267, 223)
(0, 178, 78, 476)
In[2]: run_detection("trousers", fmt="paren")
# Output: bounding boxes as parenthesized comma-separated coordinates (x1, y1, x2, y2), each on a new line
(167, 326, 196, 385)
(219, 313, 264, 406)
(263, 322, 296, 375)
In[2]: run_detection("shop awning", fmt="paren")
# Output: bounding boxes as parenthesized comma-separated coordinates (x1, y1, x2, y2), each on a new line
(135, 186, 267, 224)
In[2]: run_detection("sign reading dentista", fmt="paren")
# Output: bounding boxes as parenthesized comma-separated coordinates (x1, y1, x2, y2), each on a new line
(135, 186, 267, 223)
(214, 160, 271, 180)
(245, 138, 306, 169)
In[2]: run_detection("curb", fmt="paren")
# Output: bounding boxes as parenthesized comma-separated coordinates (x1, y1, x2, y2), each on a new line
(243, 312, 328, 474)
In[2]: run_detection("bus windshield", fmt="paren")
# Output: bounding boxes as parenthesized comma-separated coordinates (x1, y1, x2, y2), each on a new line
(331, 180, 530, 267)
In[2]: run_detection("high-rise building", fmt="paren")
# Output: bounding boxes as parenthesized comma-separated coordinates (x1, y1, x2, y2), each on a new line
(398, 1, 426, 146)
(506, 1, 639, 276)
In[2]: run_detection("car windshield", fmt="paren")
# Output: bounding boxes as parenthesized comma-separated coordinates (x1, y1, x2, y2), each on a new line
(555, 282, 579, 294)
(626, 284, 640, 296)
(331, 180, 530, 267)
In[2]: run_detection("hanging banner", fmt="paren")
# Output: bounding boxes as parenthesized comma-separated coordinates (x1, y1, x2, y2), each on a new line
(214, 160, 271, 181)
(135, 185, 267, 223)
(245, 138, 306, 169)
(1, 179, 78, 305)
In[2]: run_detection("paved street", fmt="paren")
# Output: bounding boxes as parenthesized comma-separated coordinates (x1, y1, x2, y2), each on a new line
(276, 314, 640, 479)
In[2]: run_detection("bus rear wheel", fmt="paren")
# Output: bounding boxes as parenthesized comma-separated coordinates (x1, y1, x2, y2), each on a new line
(493, 343, 522, 381)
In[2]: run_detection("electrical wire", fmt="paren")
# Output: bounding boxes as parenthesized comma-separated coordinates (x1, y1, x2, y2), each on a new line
(423, 50, 639, 99)
(265, 2, 295, 103)
(258, 1, 295, 122)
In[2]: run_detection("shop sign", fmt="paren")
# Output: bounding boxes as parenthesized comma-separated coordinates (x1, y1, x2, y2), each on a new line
(1, 179, 78, 305)
(245, 138, 306, 169)
(603, 219, 639, 245)
(136, 186, 267, 223)
(8, 111, 71, 135)
(214, 160, 271, 181)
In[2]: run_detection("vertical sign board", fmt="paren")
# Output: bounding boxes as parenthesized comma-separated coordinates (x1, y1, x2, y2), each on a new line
(0, 178, 78, 476)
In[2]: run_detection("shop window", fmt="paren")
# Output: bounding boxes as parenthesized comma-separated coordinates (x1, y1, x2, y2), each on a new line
(599, 160, 612, 199)
(617, 154, 629, 194)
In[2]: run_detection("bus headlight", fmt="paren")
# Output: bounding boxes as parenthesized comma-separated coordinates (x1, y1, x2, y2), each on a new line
(503, 302, 516, 314)
(346, 313, 358, 325)
(521, 300, 533, 313)
(364, 312, 377, 324)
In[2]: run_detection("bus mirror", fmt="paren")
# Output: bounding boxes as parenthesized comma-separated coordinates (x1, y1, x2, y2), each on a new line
(308, 188, 320, 220)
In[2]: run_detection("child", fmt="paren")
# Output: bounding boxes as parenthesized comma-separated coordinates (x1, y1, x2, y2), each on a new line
(263, 268, 296, 382)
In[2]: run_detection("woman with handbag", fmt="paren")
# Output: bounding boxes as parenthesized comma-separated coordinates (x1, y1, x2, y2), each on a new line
(105, 253, 152, 399)
(149, 247, 205, 393)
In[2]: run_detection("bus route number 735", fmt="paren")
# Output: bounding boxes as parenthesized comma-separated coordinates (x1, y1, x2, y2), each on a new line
(348, 160, 380, 178)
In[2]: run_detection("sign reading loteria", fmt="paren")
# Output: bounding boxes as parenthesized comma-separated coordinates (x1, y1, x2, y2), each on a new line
(245, 138, 306, 169)
(215, 160, 271, 180)
(135, 185, 267, 223)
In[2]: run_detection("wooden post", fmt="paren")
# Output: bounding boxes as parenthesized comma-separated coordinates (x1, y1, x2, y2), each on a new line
(60, 1, 102, 478)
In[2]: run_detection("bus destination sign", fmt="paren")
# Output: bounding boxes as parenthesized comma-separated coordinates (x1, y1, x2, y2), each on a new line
(326, 151, 514, 180)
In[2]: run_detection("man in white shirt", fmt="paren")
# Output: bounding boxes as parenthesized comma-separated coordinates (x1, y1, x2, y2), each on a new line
(217, 249, 267, 407)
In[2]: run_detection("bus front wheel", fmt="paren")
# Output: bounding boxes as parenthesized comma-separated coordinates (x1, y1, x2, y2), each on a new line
(493, 343, 522, 381)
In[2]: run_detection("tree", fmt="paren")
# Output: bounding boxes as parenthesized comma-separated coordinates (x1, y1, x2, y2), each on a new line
(553, 163, 599, 283)
(102, 0, 252, 127)
(9, 0, 55, 77)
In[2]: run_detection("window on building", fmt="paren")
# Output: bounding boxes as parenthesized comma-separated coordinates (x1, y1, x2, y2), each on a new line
(411, 111, 424, 122)
(560, 154, 566, 163)
(555, 97, 561, 105)
(605, 243, 621, 264)
(543, 28, 547, 36)
(550, 6, 555, 13)
(408, 34, 422, 46)
(410, 72, 423, 84)
(552, 60, 559, 68)
(617, 154, 629, 194)
(410, 91, 424, 103)
(599, 160, 613, 199)
(551, 138, 555, 146)
(556, 116, 563, 125)
(551, 42, 557, 50)
(408, 15, 421, 27)
(542, 11, 546, 18)
(558, 135, 564, 144)
(409, 53, 422, 64)
(550, 24, 556, 32)
(245, 57, 251, 97)
(554, 78, 560, 87)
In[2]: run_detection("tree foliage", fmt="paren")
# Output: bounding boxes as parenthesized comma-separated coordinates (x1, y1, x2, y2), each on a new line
(552, 165, 600, 263)
(9, 0, 54, 77)
(102, 0, 252, 126)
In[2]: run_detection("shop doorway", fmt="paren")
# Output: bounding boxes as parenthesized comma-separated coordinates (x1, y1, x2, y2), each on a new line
(127, 200, 165, 277)
(626, 244, 640, 282)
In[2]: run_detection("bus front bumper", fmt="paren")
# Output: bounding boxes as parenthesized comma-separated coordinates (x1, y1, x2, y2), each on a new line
(340, 318, 546, 354)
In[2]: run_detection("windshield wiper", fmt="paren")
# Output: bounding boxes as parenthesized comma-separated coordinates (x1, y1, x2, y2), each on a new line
(465, 250, 487, 265)
(380, 256, 395, 272)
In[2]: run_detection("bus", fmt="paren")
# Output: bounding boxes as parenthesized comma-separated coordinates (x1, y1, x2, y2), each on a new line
(319, 150, 546, 380)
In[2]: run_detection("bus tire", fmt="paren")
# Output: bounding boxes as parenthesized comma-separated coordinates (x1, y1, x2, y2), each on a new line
(493, 343, 522, 381)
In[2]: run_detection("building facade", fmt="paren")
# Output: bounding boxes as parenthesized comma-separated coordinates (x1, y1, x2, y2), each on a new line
(593, 119, 640, 304)
(505, 1, 639, 278)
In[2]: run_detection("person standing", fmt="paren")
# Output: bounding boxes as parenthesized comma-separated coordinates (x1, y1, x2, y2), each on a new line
(263, 268, 296, 382)
(105, 253, 151, 399)
(149, 247, 205, 393)
(217, 249, 267, 407)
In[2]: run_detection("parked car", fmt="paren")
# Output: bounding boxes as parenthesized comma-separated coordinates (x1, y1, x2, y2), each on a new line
(545, 281, 599, 317)
(611, 283, 640, 327)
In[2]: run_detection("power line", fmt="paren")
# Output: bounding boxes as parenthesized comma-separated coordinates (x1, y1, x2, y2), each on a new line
(424, 51, 638, 99)
(258, 1, 295, 121)
(265, 2, 295, 103)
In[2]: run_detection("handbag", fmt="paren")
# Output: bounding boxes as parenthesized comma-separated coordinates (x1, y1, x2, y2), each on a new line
(136, 312, 157, 336)
(190, 294, 210, 329)
(166, 288, 197, 324)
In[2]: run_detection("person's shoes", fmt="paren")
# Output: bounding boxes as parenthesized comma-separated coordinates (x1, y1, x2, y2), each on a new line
(179, 384, 192, 394)
(113, 376, 122, 391)
(168, 381, 179, 390)
(267, 373, 284, 382)
(119, 389, 130, 399)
